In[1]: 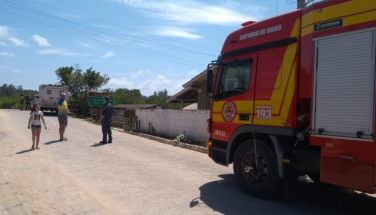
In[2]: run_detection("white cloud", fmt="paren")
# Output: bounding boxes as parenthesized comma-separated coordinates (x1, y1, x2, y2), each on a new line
(130, 69, 150, 78)
(38, 48, 90, 56)
(154, 27, 201, 40)
(108, 72, 188, 95)
(77, 41, 94, 48)
(14, 69, 22, 73)
(0, 65, 11, 69)
(8, 37, 29, 47)
(0, 26, 9, 38)
(38, 49, 61, 55)
(138, 74, 187, 95)
(32, 35, 51, 46)
(113, 0, 264, 25)
(0, 52, 15, 57)
(188, 70, 199, 76)
(109, 78, 135, 88)
(103, 50, 115, 58)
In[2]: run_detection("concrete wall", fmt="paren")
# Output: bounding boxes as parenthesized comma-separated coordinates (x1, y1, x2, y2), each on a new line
(136, 109, 210, 143)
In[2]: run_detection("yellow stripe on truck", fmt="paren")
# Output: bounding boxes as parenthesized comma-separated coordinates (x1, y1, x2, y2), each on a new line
(302, 0, 376, 37)
(212, 101, 225, 113)
(254, 19, 300, 126)
(234, 101, 254, 114)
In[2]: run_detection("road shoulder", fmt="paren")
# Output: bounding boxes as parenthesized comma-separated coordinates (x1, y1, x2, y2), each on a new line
(0, 170, 27, 215)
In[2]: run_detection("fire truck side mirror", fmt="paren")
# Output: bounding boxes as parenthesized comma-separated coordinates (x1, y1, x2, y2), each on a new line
(206, 69, 214, 95)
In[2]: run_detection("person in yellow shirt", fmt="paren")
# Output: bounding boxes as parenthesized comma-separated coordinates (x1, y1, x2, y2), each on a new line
(57, 92, 69, 141)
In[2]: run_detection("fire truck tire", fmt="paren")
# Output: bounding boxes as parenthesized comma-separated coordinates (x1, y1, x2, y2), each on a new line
(233, 140, 279, 199)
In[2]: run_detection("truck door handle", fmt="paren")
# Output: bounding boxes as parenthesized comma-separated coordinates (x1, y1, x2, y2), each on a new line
(339, 155, 356, 162)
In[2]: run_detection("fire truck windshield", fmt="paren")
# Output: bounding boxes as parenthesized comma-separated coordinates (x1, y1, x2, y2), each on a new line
(217, 59, 252, 99)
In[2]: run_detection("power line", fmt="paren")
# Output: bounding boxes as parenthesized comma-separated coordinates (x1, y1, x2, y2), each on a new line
(6, 6, 211, 57)
(285, 0, 297, 5)
(24, 0, 219, 53)
(0, 7, 206, 68)
(0, 2, 210, 68)
(2, 0, 216, 57)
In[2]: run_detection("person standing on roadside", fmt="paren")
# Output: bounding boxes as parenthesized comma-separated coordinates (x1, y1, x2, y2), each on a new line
(28, 104, 47, 149)
(25, 93, 31, 111)
(20, 93, 24, 111)
(57, 92, 69, 141)
(99, 96, 113, 144)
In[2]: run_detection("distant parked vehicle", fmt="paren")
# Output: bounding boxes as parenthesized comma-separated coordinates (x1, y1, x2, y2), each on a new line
(30, 95, 39, 109)
(38, 84, 69, 113)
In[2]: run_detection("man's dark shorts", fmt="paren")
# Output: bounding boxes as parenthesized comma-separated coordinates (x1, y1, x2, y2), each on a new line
(58, 113, 68, 126)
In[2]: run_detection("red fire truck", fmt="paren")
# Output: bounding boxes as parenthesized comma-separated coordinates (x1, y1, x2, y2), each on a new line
(206, 0, 376, 198)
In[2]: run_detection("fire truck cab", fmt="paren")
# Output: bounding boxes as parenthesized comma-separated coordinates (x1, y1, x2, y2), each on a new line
(206, 0, 376, 198)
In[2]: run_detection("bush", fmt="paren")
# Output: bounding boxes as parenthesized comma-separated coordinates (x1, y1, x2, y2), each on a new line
(0, 96, 20, 109)
(174, 134, 191, 143)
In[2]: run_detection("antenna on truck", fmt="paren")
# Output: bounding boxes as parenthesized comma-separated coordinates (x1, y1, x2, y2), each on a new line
(297, 0, 315, 9)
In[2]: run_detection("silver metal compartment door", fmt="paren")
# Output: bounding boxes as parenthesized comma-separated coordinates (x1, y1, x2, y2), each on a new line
(313, 30, 375, 139)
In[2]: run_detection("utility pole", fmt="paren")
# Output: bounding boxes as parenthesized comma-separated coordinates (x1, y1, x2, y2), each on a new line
(297, 0, 315, 9)
(297, 0, 305, 9)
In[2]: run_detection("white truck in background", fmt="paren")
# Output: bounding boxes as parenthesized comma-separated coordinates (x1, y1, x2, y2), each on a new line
(38, 84, 69, 113)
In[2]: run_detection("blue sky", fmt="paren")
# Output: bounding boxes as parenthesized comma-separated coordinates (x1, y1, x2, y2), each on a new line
(0, 0, 310, 96)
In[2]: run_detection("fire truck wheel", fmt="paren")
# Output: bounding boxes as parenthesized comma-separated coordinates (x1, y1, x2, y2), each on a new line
(233, 140, 279, 199)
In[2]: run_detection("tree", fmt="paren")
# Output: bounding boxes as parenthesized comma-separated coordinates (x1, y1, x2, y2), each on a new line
(101, 88, 114, 94)
(146, 89, 169, 105)
(0, 83, 38, 109)
(0, 84, 29, 97)
(114, 88, 144, 105)
(55, 66, 109, 116)
(84, 68, 110, 92)
(0, 84, 17, 97)
(55, 66, 74, 87)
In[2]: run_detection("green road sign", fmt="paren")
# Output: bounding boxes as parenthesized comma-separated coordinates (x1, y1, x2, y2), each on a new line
(314, 19, 343, 31)
(88, 97, 114, 106)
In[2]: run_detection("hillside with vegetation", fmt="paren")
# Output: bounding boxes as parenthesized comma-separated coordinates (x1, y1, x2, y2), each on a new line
(0, 84, 38, 109)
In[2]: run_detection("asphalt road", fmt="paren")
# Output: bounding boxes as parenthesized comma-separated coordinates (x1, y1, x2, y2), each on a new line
(0, 109, 375, 215)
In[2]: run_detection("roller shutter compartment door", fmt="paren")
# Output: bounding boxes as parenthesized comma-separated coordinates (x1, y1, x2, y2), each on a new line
(314, 31, 375, 138)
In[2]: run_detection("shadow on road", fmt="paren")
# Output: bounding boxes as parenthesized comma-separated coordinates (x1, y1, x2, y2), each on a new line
(196, 174, 376, 215)
(91, 142, 106, 147)
(16, 149, 34, 154)
(42, 112, 57, 117)
(45, 140, 61, 145)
